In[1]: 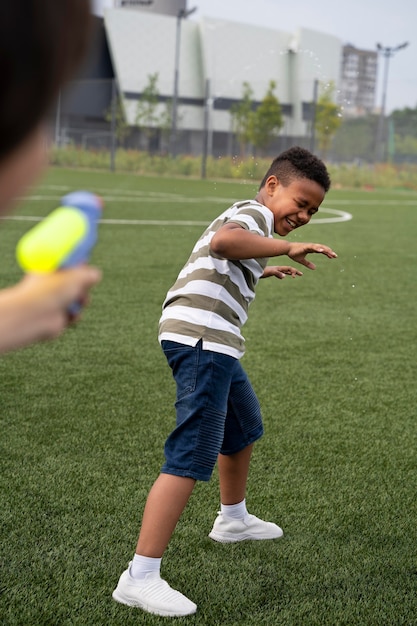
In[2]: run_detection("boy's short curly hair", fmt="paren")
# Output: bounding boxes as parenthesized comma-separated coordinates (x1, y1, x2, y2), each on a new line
(259, 146, 331, 192)
(0, 0, 92, 162)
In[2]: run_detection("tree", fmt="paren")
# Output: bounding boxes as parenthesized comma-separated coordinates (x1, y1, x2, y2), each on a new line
(159, 99, 174, 153)
(105, 92, 131, 147)
(330, 106, 417, 163)
(331, 114, 378, 162)
(231, 82, 255, 158)
(314, 82, 342, 158)
(391, 106, 417, 140)
(250, 80, 283, 154)
(393, 134, 417, 160)
(390, 106, 417, 161)
(135, 73, 165, 153)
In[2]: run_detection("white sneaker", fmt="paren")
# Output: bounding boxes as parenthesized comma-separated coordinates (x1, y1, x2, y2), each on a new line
(112, 565, 197, 617)
(208, 512, 283, 543)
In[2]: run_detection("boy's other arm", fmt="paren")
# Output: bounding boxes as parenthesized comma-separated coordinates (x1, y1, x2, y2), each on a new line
(261, 266, 303, 279)
(210, 223, 337, 270)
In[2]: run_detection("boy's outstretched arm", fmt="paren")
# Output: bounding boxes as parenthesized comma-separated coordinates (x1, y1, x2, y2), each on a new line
(210, 223, 337, 269)
(210, 223, 291, 259)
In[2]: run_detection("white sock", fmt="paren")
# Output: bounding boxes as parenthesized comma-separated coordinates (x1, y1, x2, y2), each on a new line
(221, 499, 248, 520)
(129, 554, 162, 581)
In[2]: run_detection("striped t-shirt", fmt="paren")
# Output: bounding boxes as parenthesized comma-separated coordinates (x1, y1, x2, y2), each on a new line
(158, 200, 274, 359)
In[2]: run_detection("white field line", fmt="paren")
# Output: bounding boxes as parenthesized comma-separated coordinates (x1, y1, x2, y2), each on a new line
(1, 206, 352, 226)
(8, 183, 417, 226)
(5, 188, 353, 226)
(21, 193, 417, 206)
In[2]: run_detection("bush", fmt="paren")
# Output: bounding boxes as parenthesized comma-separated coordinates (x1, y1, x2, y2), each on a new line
(49, 147, 417, 190)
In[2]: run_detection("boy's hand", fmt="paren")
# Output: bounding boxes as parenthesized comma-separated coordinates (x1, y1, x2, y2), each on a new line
(287, 242, 337, 270)
(261, 266, 303, 279)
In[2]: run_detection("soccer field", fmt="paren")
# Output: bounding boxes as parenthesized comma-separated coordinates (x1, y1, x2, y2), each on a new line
(1, 168, 417, 625)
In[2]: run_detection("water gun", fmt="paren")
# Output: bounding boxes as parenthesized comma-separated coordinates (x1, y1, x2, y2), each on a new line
(16, 190, 102, 312)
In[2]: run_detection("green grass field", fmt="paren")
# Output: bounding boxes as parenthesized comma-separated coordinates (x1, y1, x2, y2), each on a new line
(1, 168, 417, 625)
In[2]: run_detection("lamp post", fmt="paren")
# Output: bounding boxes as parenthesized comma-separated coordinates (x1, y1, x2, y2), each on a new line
(375, 41, 408, 162)
(310, 78, 319, 153)
(170, 6, 197, 157)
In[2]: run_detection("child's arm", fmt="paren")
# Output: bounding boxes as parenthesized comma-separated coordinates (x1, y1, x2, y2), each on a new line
(285, 241, 337, 270)
(0, 266, 101, 353)
(210, 223, 337, 269)
(261, 266, 303, 279)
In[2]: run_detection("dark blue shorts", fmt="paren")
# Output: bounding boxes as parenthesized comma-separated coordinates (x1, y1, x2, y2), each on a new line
(160, 340, 264, 482)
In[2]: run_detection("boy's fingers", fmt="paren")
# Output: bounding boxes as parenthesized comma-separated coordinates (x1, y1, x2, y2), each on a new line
(296, 257, 316, 270)
(315, 245, 338, 258)
(304, 260, 316, 270)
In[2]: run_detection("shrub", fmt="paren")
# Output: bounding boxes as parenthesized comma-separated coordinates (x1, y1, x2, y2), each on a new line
(49, 147, 417, 190)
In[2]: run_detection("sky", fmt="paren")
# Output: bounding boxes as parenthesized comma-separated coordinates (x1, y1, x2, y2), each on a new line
(93, 0, 416, 112)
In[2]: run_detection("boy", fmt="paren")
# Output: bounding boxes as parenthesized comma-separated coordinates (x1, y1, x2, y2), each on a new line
(0, 0, 100, 353)
(113, 146, 337, 617)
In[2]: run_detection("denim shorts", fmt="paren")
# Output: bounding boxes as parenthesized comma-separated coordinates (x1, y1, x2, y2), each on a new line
(160, 340, 264, 482)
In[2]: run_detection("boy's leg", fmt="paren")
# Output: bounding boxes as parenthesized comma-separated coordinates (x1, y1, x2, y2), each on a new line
(136, 473, 196, 557)
(209, 363, 283, 543)
(112, 473, 197, 617)
(210, 447, 283, 543)
(217, 444, 253, 505)
(113, 345, 238, 615)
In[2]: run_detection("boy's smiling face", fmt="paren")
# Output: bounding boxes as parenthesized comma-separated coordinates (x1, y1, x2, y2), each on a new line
(256, 175, 326, 237)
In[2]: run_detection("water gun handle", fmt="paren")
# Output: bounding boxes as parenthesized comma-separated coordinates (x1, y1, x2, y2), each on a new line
(16, 190, 102, 314)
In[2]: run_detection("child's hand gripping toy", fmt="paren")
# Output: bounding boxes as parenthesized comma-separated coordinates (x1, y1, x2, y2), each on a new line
(16, 191, 102, 314)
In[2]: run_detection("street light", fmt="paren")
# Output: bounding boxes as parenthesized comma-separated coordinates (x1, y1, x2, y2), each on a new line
(170, 6, 197, 157)
(375, 41, 409, 162)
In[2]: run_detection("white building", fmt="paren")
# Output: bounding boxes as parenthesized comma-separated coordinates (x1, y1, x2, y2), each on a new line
(65, 1, 350, 155)
(100, 3, 342, 153)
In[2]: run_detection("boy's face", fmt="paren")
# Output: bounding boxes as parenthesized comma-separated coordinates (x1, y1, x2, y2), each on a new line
(0, 126, 47, 216)
(261, 175, 325, 237)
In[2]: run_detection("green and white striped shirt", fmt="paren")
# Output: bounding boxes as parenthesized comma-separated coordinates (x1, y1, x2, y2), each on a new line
(158, 200, 274, 359)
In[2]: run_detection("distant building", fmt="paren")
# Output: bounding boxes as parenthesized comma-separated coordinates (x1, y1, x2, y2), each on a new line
(113, 0, 186, 16)
(105, 9, 341, 154)
(338, 44, 378, 117)
(61, 2, 345, 155)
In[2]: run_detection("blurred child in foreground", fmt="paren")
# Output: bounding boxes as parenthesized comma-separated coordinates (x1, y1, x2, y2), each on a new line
(0, 0, 100, 353)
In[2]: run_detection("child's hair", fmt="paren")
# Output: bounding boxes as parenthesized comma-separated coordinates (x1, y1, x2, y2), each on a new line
(259, 146, 331, 192)
(0, 0, 92, 162)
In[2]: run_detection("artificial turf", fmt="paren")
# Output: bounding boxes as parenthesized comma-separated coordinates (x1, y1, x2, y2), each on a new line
(1, 168, 416, 625)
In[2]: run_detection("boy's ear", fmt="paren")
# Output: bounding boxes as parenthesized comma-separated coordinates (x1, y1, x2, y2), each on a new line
(265, 175, 280, 194)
